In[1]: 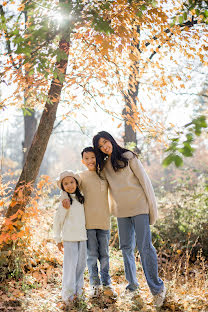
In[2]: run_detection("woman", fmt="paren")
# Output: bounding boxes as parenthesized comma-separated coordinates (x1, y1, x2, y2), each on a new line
(93, 131, 166, 308)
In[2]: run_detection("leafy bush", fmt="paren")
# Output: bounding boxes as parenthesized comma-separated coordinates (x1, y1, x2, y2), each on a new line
(152, 178, 208, 259)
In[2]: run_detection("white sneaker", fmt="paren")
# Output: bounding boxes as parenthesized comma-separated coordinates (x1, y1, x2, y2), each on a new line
(153, 286, 166, 308)
(90, 285, 101, 298)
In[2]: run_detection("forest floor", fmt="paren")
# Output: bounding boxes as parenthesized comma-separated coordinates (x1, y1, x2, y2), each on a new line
(0, 197, 207, 312)
(0, 249, 207, 312)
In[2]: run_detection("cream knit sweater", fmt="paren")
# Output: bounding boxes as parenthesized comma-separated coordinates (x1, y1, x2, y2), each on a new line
(60, 170, 110, 230)
(104, 151, 158, 225)
(53, 194, 87, 244)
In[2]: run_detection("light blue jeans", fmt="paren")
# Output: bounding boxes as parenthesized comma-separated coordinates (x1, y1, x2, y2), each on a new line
(62, 241, 87, 302)
(87, 229, 111, 286)
(117, 214, 164, 295)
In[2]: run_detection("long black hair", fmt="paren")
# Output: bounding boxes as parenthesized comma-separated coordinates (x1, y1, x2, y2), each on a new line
(61, 178, 84, 205)
(93, 131, 136, 175)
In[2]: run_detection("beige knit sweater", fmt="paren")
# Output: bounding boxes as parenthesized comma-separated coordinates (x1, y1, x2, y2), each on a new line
(60, 170, 110, 230)
(104, 151, 158, 225)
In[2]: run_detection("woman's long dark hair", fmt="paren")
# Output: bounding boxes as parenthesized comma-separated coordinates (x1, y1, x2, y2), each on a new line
(61, 178, 84, 205)
(93, 131, 136, 175)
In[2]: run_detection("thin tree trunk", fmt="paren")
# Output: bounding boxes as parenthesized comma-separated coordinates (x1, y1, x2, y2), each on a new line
(22, 109, 37, 166)
(21, 11, 38, 167)
(122, 19, 196, 151)
(122, 26, 141, 153)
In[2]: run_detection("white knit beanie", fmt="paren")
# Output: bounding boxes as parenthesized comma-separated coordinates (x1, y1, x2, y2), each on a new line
(56, 170, 81, 189)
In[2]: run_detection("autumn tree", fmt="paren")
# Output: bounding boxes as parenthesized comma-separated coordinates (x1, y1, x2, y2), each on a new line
(0, 0, 162, 255)
(0, 0, 207, 269)
(121, 0, 208, 149)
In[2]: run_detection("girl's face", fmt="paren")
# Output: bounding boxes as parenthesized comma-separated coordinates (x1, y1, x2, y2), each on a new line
(98, 137, 113, 155)
(62, 176, 77, 193)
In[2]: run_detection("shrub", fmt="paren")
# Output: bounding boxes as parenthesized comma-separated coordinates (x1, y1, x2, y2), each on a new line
(152, 178, 208, 259)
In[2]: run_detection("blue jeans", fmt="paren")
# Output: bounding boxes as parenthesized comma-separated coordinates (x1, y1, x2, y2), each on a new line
(117, 214, 164, 295)
(87, 229, 111, 286)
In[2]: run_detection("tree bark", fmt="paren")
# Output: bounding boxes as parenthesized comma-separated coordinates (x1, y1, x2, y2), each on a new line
(21, 10, 38, 167)
(22, 109, 37, 167)
(2, 37, 70, 229)
(122, 26, 141, 153)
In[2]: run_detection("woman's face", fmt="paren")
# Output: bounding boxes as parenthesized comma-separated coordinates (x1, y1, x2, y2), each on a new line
(98, 137, 113, 155)
(62, 176, 77, 193)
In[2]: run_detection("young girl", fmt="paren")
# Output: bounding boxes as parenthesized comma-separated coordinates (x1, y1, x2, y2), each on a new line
(93, 131, 166, 308)
(53, 170, 87, 307)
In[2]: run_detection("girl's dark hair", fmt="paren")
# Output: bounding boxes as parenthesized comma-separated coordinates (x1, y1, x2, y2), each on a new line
(93, 131, 136, 175)
(61, 178, 84, 205)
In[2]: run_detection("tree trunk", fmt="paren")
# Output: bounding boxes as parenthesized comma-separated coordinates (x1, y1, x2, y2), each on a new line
(22, 109, 37, 167)
(21, 11, 38, 167)
(2, 36, 70, 234)
(122, 20, 197, 150)
(122, 26, 141, 153)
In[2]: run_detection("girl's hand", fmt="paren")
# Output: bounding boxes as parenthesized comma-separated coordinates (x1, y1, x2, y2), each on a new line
(57, 242, 63, 252)
(62, 199, 70, 209)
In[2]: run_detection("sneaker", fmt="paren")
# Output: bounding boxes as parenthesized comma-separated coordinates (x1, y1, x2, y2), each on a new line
(103, 285, 118, 298)
(89, 285, 101, 298)
(153, 286, 167, 308)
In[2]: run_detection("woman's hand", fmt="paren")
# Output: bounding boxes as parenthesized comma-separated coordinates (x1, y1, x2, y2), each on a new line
(62, 199, 70, 209)
(57, 242, 63, 252)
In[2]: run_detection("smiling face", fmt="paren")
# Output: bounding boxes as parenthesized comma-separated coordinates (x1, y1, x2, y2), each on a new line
(62, 176, 77, 194)
(98, 137, 113, 156)
(82, 151, 96, 171)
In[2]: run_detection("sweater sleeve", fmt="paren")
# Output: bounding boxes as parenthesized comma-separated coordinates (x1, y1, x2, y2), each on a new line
(129, 155, 158, 225)
(53, 203, 69, 244)
(59, 190, 69, 201)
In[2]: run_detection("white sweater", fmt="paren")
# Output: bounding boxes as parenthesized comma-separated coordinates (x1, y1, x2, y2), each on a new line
(60, 170, 110, 230)
(53, 194, 87, 244)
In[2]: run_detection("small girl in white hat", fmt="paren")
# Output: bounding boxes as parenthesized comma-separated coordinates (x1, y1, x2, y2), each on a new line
(53, 170, 87, 307)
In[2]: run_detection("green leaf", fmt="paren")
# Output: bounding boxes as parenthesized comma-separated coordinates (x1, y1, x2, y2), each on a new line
(183, 12, 187, 20)
(178, 15, 184, 24)
(91, 12, 114, 34)
(170, 17, 176, 27)
(28, 69, 34, 76)
(179, 146, 194, 157)
(152, 1, 157, 8)
(22, 108, 34, 116)
(198, 116, 207, 128)
(204, 10, 208, 18)
(195, 9, 200, 16)
(186, 133, 194, 142)
(174, 155, 183, 167)
(162, 154, 175, 168)
(140, 5, 147, 11)
(136, 10, 143, 17)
